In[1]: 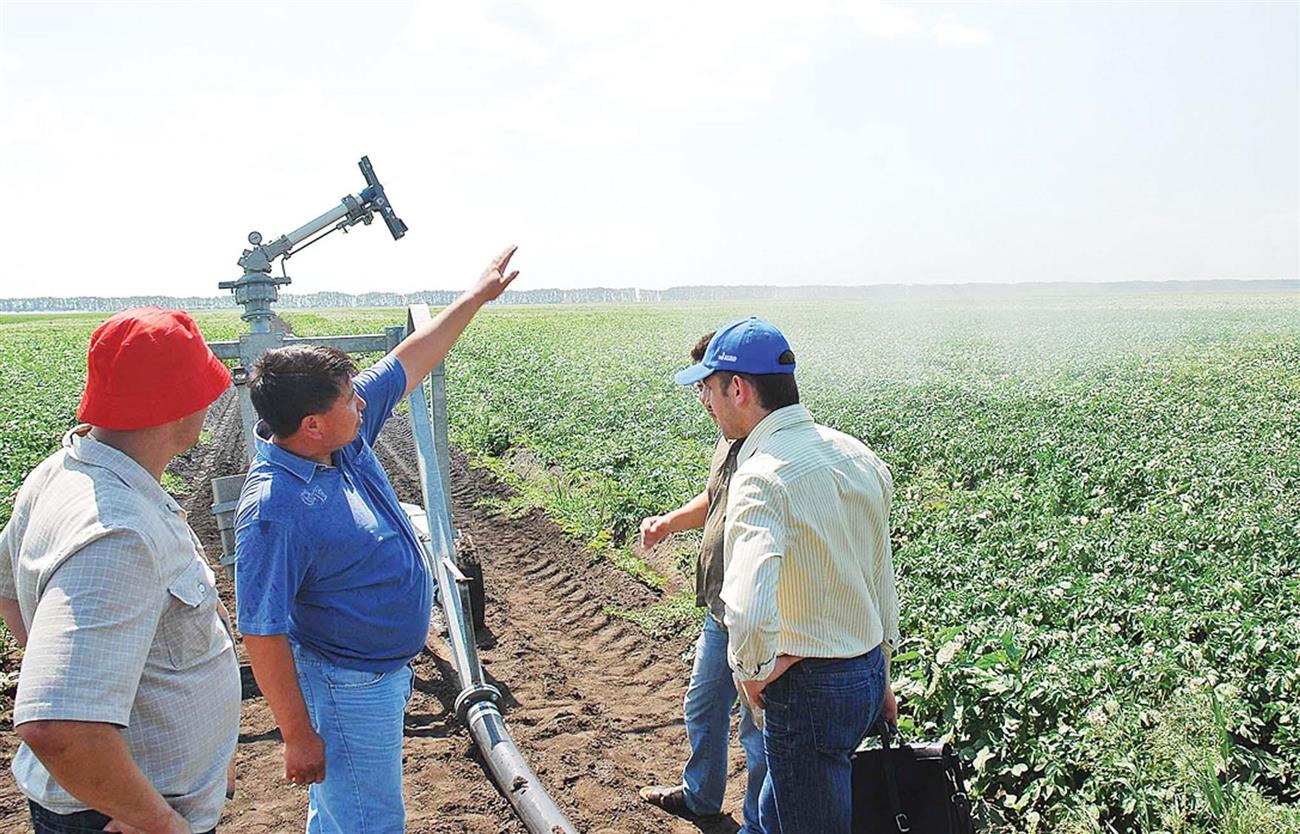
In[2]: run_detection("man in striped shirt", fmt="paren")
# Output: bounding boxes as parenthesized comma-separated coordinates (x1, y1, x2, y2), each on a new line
(675, 317, 901, 834)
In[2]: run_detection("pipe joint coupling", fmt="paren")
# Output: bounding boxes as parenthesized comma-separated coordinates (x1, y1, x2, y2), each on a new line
(454, 683, 501, 722)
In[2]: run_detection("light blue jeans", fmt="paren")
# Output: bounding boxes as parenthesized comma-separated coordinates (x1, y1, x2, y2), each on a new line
(682, 614, 767, 833)
(291, 643, 414, 834)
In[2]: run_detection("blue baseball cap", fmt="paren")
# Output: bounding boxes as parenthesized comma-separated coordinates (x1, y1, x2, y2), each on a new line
(674, 317, 796, 386)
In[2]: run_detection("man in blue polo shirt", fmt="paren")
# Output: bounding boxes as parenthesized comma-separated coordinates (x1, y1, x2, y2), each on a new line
(234, 246, 520, 833)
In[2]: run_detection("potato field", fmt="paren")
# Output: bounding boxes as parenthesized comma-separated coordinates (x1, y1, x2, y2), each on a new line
(3, 289, 1299, 834)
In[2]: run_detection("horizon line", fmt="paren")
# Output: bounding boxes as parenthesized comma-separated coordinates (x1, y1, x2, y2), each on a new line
(2, 276, 1297, 305)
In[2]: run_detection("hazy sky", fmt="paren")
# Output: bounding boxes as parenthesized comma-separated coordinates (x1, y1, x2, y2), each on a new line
(1, 1, 1296, 297)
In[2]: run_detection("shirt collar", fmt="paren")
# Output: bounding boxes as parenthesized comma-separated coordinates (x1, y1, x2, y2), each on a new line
(735, 403, 814, 467)
(254, 420, 328, 483)
(63, 425, 182, 514)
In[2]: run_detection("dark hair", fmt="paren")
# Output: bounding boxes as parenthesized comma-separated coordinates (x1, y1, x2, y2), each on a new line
(716, 349, 798, 411)
(690, 331, 715, 362)
(249, 345, 357, 437)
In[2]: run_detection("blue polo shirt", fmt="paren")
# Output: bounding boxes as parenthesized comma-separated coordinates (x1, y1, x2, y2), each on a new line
(234, 354, 434, 672)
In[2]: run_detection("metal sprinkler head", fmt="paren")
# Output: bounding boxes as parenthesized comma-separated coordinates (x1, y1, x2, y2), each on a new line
(219, 157, 407, 332)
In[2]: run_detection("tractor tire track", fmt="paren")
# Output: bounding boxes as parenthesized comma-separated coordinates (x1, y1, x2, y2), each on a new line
(383, 418, 753, 834)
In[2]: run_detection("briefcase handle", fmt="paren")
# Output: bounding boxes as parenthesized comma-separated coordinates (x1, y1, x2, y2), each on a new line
(871, 719, 911, 833)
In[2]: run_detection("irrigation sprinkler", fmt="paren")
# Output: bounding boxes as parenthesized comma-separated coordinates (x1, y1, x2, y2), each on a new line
(209, 156, 412, 461)
(205, 158, 578, 834)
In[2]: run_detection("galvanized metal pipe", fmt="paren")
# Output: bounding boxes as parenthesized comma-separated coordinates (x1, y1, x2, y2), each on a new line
(405, 304, 579, 834)
(285, 203, 351, 247)
(466, 701, 578, 832)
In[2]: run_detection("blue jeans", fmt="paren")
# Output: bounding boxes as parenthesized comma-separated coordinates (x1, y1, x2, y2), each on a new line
(292, 643, 414, 834)
(758, 648, 886, 834)
(682, 614, 767, 833)
(28, 801, 216, 834)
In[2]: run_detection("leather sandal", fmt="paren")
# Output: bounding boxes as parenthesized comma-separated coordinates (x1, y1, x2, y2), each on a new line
(639, 785, 716, 821)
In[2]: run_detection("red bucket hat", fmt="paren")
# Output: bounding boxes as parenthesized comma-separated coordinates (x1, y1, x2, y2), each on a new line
(77, 307, 232, 431)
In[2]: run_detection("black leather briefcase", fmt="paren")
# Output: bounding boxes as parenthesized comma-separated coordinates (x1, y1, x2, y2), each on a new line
(851, 722, 974, 833)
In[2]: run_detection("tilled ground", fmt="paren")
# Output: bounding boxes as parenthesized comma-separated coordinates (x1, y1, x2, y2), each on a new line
(1, 389, 749, 833)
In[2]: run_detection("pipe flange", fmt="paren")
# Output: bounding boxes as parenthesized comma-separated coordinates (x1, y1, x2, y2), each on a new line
(454, 684, 500, 723)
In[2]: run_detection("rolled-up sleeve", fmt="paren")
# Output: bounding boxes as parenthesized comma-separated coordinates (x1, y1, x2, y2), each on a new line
(721, 471, 786, 682)
(15, 529, 165, 727)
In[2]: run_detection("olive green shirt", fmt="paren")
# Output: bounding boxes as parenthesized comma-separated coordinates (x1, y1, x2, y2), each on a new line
(698, 436, 743, 623)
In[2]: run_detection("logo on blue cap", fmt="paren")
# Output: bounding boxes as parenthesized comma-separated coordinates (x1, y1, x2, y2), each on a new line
(674, 317, 796, 386)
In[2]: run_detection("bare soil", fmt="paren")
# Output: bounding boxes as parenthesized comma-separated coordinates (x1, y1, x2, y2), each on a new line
(1, 390, 751, 834)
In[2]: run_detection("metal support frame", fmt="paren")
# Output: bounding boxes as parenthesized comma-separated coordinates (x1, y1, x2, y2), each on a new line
(403, 304, 576, 834)
(406, 306, 455, 527)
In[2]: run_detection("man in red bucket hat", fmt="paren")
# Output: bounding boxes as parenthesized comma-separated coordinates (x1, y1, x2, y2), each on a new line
(0, 308, 240, 834)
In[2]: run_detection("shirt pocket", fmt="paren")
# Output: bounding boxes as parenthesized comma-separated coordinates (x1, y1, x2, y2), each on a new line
(163, 559, 223, 670)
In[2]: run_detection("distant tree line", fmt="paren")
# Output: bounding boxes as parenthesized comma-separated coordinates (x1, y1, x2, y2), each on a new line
(1, 279, 1294, 313)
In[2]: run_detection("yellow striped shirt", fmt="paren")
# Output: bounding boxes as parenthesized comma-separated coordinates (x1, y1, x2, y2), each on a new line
(721, 404, 900, 681)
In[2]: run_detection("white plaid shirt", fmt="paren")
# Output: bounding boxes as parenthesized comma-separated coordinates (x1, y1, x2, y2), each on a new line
(0, 427, 240, 830)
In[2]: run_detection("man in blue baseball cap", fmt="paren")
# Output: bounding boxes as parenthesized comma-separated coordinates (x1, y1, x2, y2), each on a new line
(671, 317, 901, 834)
